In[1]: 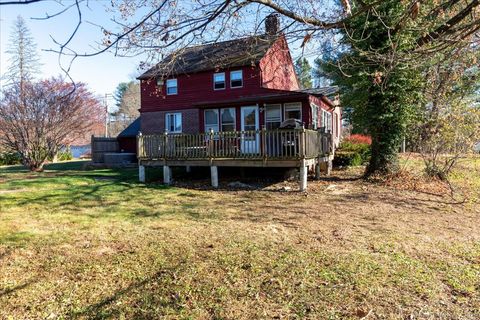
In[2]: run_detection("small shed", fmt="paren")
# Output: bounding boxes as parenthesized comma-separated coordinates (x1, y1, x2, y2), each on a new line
(117, 118, 140, 153)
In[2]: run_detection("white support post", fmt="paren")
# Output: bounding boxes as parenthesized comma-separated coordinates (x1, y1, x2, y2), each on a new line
(211, 166, 218, 188)
(163, 166, 172, 185)
(186, 166, 191, 173)
(139, 165, 146, 183)
(326, 159, 332, 176)
(299, 160, 307, 192)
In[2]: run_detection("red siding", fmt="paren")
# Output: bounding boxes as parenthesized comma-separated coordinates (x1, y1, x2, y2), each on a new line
(259, 36, 299, 91)
(140, 65, 270, 113)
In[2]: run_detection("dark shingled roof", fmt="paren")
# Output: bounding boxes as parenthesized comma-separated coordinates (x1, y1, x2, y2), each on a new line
(296, 86, 339, 98)
(138, 35, 277, 79)
(117, 117, 141, 138)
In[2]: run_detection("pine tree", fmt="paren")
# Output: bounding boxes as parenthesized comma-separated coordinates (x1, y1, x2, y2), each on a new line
(4, 16, 40, 89)
(294, 58, 312, 89)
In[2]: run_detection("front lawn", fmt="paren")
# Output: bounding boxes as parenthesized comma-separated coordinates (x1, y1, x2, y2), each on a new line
(0, 159, 479, 319)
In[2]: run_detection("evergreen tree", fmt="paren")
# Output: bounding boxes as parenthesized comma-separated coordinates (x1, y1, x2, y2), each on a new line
(4, 16, 40, 88)
(113, 82, 129, 109)
(294, 58, 312, 89)
(320, 1, 424, 176)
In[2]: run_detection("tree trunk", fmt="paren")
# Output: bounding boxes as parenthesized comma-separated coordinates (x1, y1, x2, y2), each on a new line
(365, 133, 400, 177)
(29, 163, 45, 172)
(364, 89, 405, 178)
(26, 158, 46, 172)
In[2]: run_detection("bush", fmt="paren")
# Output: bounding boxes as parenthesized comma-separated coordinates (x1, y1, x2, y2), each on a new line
(344, 134, 372, 145)
(57, 148, 73, 161)
(0, 152, 22, 166)
(334, 135, 371, 167)
(334, 151, 364, 167)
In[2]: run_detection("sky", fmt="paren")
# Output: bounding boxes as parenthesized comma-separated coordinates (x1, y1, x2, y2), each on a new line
(0, 0, 330, 109)
(0, 0, 143, 108)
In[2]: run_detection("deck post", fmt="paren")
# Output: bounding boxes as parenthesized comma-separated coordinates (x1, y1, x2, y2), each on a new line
(137, 131, 143, 158)
(163, 166, 172, 185)
(139, 165, 146, 183)
(315, 159, 321, 180)
(320, 159, 332, 176)
(299, 159, 307, 191)
(261, 125, 267, 163)
(211, 166, 218, 188)
(186, 166, 191, 173)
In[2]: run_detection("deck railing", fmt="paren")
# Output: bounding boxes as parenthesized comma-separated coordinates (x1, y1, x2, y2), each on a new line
(138, 128, 333, 161)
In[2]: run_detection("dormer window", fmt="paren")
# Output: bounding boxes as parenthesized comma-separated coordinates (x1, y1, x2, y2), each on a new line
(213, 73, 225, 90)
(230, 70, 243, 88)
(166, 79, 177, 95)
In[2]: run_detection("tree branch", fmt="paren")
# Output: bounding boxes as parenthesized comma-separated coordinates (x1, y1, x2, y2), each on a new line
(416, 0, 480, 47)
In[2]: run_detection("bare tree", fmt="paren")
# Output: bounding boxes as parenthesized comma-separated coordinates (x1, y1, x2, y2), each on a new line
(411, 45, 480, 179)
(0, 78, 105, 171)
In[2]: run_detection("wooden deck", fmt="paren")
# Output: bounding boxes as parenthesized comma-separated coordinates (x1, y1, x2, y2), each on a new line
(137, 128, 334, 191)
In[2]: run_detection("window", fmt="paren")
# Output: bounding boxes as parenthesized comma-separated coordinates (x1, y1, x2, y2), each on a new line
(165, 113, 182, 133)
(284, 102, 302, 121)
(204, 109, 219, 132)
(166, 79, 177, 95)
(311, 104, 319, 129)
(221, 108, 236, 131)
(321, 110, 332, 133)
(213, 73, 225, 90)
(335, 113, 339, 137)
(230, 70, 243, 88)
(327, 113, 332, 132)
(265, 104, 281, 130)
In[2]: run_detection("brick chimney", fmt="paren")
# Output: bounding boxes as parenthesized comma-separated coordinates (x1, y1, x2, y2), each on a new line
(265, 13, 280, 35)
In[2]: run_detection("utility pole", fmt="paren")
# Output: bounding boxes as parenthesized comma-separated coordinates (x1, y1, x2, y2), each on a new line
(104, 93, 114, 137)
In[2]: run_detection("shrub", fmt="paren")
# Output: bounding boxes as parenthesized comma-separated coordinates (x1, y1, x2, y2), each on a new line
(334, 151, 364, 167)
(344, 134, 372, 145)
(57, 149, 73, 161)
(334, 135, 372, 167)
(0, 152, 22, 166)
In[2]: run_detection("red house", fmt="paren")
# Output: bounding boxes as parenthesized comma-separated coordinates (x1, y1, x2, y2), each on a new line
(135, 14, 341, 191)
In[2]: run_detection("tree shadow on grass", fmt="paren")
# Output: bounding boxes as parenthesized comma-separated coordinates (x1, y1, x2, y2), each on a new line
(71, 268, 181, 319)
(0, 278, 37, 298)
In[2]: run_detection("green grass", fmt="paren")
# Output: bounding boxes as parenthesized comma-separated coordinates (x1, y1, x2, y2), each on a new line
(0, 160, 479, 319)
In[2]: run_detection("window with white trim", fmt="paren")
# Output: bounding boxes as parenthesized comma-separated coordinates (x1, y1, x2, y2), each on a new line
(213, 73, 225, 90)
(321, 110, 332, 133)
(335, 113, 339, 137)
(327, 113, 332, 132)
(221, 108, 235, 131)
(165, 112, 182, 133)
(284, 102, 302, 121)
(204, 109, 219, 132)
(311, 105, 319, 129)
(166, 79, 178, 95)
(230, 70, 243, 88)
(265, 104, 281, 130)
